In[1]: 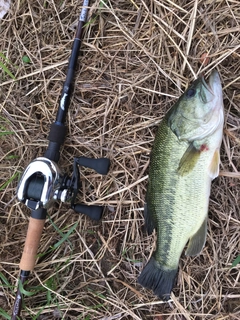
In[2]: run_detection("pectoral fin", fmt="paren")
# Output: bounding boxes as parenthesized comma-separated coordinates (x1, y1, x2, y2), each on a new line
(208, 149, 220, 180)
(178, 143, 200, 176)
(185, 217, 207, 256)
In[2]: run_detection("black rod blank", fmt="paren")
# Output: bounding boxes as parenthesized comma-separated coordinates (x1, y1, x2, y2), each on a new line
(45, 0, 90, 162)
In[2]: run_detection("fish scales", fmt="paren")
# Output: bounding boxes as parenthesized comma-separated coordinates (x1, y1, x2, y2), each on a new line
(148, 118, 211, 269)
(138, 70, 224, 300)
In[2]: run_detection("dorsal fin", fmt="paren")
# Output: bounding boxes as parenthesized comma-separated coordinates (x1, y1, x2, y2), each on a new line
(144, 203, 155, 235)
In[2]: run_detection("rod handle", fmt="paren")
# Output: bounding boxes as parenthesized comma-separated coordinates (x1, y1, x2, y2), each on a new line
(19, 217, 45, 271)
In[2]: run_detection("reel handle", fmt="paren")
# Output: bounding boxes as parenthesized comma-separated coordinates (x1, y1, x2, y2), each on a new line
(76, 156, 110, 175)
(72, 203, 104, 220)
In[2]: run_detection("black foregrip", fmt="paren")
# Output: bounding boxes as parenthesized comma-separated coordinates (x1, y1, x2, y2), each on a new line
(44, 141, 61, 162)
(48, 123, 67, 145)
(44, 123, 67, 162)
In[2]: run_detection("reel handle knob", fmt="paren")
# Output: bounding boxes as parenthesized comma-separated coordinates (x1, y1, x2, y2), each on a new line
(76, 156, 110, 175)
(73, 203, 104, 221)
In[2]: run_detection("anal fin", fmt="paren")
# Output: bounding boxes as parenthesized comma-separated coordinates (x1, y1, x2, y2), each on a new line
(185, 217, 207, 256)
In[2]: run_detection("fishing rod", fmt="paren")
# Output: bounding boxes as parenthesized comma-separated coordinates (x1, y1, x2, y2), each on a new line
(11, 1, 110, 319)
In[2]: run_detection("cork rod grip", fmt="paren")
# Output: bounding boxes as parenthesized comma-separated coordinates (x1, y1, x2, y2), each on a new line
(19, 217, 45, 271)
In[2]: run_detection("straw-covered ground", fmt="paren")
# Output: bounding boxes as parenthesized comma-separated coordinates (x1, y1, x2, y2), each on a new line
(0, 0, 240, 319)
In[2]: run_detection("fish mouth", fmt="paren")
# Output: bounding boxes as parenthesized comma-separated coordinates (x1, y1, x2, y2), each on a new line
(198, 69, 223, 138)
(201, 70, 221, 97)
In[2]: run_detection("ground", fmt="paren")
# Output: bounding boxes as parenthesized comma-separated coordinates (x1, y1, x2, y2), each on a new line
(0, 0, 240, 319)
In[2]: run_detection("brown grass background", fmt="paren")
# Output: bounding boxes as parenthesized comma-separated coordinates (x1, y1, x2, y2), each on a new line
(0, 0, 240, 319)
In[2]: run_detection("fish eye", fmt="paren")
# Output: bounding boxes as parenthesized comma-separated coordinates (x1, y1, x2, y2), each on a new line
(186, 88, 196, 98)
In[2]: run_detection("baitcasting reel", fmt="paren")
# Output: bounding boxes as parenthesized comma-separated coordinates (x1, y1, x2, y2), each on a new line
(17, 156, 110, 220)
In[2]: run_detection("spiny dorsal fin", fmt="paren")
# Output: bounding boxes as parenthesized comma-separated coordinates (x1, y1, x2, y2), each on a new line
(185, 217, 207, 256)
(208, 149, 220, 180)
(177, 143, 200, 176)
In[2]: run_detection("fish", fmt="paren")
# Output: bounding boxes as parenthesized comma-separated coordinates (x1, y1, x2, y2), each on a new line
(138, 70, 224, 300)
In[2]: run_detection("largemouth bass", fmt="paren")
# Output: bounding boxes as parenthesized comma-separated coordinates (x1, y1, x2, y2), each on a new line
(138, 70, 224, 300)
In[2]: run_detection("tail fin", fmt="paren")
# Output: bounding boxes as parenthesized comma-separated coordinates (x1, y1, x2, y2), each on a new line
(138, 257, 178, 300)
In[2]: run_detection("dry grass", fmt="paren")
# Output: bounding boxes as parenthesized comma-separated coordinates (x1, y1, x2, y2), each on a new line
(0, 0, 240, 319)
